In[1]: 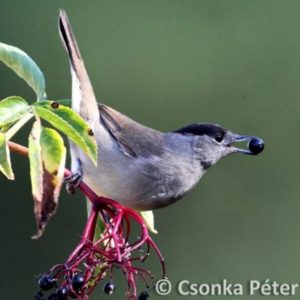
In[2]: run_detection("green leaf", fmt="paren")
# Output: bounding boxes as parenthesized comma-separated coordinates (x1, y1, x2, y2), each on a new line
(40, 127, 66, 177)
(0, 96, 30, 127)
(0, 42, 46, 100)
(33, 101, 97, 165)
(0, 133, 14, 180)
(29, 121, 43, 211)
(5, 112, 33, 140)
(140, 210, 158, 234)
(29, 121, 66, 239)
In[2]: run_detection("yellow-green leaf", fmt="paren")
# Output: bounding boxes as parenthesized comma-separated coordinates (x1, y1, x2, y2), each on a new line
(0, 133, 14, 180)
(0, 96, 30, 127)
(5, 112, 33, 140)
(29, 121, 66, 239)
(140, 210, 158, 234)
(0, 42, 46, 100)
(29, 121, 43, 213)
(33, 101, 97, 165)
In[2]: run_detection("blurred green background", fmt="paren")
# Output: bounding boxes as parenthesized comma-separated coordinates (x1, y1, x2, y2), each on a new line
(0, 0, 299, 299)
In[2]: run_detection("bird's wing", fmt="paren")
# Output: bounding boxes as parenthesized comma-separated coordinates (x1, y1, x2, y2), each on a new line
(58, 10, 99, 124)
(99, 104, 164, 158)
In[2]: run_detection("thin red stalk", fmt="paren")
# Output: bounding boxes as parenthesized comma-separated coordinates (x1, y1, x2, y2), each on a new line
(66, 208, 98, 264)
(81, 207, 98, 241)
(123, 215, 131, 243)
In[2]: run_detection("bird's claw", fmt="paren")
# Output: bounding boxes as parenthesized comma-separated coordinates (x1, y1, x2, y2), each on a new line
(65, 170, 82, 194)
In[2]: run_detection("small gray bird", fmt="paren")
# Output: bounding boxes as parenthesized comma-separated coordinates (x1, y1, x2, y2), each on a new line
(58, 11, 264, 211)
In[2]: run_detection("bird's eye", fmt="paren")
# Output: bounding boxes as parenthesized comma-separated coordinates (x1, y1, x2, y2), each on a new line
(214, 132, 225, 143)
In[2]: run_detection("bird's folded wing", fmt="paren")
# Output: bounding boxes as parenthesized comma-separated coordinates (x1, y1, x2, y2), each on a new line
(99, 104, 164, 159)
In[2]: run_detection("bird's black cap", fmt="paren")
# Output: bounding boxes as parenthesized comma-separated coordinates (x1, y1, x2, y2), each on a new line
(174, 123, 226, 138)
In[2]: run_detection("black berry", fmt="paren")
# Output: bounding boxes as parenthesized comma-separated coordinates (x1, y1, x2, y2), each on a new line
(103, 282, 116, 295)
(55, 287, 69, 299)
(72, 273, 85, 290)
(248, 137, 264, 155)
(138, 291, 150, 300)
(39, 275, 55, 291)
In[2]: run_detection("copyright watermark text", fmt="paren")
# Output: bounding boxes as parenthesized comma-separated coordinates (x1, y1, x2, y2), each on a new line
(155, 279, 299, 296)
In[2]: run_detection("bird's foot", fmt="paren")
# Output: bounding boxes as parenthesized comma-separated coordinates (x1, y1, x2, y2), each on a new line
(64, 170, 82, 194)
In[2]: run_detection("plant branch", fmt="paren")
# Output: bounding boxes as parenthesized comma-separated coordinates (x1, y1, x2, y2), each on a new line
(8, 141, 28, 157)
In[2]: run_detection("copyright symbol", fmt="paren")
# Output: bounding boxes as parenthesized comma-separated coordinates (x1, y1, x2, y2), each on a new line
(155, 278, 172, 296)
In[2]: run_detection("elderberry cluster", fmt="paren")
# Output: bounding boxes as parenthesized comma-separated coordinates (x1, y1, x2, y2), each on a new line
(35, 272, 85, 299)
(34, 181, 165, 299)
(35, 271, 150, 299)
(35, 272, 121, 299)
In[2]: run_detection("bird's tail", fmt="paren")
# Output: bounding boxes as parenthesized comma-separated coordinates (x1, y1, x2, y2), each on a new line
(58, 9, 99, 123)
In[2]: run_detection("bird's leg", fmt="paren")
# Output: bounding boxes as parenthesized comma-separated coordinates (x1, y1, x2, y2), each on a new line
(66, 145, 83, 194)
(65, 168, 83, 193)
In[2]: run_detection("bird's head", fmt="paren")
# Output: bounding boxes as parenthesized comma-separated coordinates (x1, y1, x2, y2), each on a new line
(174, 123, 264, 170)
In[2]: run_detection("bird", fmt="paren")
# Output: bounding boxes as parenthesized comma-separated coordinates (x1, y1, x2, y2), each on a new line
(58, 10, 264, 211)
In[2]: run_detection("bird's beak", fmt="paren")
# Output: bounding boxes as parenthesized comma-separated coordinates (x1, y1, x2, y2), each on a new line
(228, 135, 264, 155)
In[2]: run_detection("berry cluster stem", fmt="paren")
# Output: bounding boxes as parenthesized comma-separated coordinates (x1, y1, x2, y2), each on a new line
(9, 141, 165, 299)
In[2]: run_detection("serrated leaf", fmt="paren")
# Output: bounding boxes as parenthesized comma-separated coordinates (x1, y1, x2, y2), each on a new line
(0, 133, 14, 180)
(140, 210, 158, 234)
(0, 96, 30, 127)
(33, 100, 97, 165)
(0, 42, 46, 100)
(29, 121, 66, 239)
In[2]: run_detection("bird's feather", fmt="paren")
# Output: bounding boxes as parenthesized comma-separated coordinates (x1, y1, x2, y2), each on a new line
(58, 10, 99, 124)
(99, 104, 164, 158)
